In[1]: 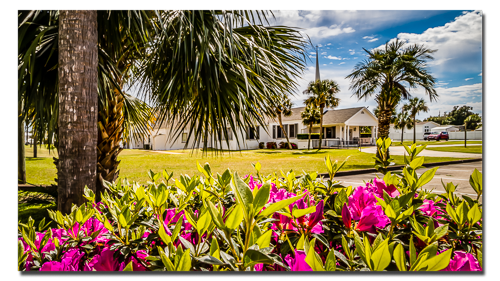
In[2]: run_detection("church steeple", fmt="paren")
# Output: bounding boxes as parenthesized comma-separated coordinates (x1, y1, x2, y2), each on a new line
(315, 45, 320, 82)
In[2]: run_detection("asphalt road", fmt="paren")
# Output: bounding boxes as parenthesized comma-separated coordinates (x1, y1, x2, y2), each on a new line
(335, 161, 483, 200)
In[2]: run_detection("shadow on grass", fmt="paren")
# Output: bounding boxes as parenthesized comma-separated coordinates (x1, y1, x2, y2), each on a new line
(255, 151, 282, 154)
(26, 157, 49, 161)
(292, 150, 328, 155)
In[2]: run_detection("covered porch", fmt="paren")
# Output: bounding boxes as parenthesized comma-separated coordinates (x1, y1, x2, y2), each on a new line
(303, 124, 378, 149)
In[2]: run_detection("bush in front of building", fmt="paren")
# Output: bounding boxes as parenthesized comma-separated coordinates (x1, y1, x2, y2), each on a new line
(266, 142, 277, 149)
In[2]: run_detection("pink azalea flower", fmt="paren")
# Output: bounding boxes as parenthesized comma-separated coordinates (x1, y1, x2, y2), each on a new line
(441, 251, 482, 271)
(347, 185, 377, 220)
(342, 203, 352, 229)
(285, 250, 312, 271)
(85, 247, 119, 271)
(371, 178, 399, 198)
(355, 205, 390, 233)
(40, 248, 85, 271)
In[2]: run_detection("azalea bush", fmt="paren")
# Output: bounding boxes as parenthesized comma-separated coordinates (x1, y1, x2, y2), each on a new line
(18, 138, 483, 272)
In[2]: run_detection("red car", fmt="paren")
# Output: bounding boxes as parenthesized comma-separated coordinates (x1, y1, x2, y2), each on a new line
(427, 131, 449, 141)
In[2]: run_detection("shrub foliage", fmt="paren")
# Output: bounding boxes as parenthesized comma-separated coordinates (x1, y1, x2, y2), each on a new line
(18, 138, 482, 272)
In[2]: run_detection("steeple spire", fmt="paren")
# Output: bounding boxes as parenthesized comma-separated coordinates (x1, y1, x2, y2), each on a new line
(315, 45, 320, 82)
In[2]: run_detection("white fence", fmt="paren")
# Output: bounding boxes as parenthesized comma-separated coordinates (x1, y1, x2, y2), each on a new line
(449, 131, 482, 140)
(388, 131, 482, 141)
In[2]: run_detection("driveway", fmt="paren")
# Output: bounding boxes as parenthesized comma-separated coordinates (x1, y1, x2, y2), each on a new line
(361, 144, 482, 159)
(335, 161, 483, 202)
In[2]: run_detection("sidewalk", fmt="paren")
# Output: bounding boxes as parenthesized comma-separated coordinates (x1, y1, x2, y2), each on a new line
(361, 144, 482, 158)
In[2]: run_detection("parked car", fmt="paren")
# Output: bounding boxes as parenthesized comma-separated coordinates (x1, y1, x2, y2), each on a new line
(427, 131, 449, 141)
(423, 132, 432, 140)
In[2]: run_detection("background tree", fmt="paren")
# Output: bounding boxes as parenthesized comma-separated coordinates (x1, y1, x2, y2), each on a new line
(270, 97, 293, 149)
(303, 79, 340, 150)
(464, 114, 482, 148)
(346, 39, 437, 143)
(301, 105, 321, 150)
(424, 116, 445, 125)
(444, 105, 476, 126)
(403, 97, 429, 144)
(394, 111, 413, 144)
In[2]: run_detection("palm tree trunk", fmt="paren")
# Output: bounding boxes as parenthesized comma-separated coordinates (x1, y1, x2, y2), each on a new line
(319, 105, 324, 150)
(377, 108, 392, 159)
(464, 122, 467, 148)
(96, 86, 125, 200)
(278, 114, 292, 149)
(18, 116, 26, 184)
(308, 124, 312, 150)
(413, 116, 416, 144)
(33, 134, 37, 158)
(57, 10, 98, 214)
(401, 127, 404, 144)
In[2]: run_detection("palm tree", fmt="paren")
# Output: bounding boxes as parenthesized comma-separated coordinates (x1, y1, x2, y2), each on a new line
(303, 79, 340, 150)
(346, 39, 438, 142)
(301, 105, 321, 150)
(403, 97, 429, 144)
(464, 114, 482, 148)
(19, 10, 308, 212)
(268, 96, 294, 149)
(394, 111, 413, 144)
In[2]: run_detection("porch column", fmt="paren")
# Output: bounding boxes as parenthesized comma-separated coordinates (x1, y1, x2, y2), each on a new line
(347, 125, 350, 142)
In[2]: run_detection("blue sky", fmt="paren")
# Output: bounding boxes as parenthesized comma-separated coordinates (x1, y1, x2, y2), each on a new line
(272, 10, 483, 119)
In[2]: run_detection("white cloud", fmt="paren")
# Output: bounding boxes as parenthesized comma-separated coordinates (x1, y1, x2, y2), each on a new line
(479, 73, 482, 76)
(327, 43, 331, 46)
(342, 58, 349, 60)
(375, 11, 482, 77)
(353, 57, 358, 59)
(303, 25, 355, 40)
(368, 38, 378, 42)
(323, 64, 326, 66)
(309, 52, 316, 55)
(326, 55, 342, 60)
(465, 78, 473, 81)
(329, 62, 333, 64)
(318, 44, 323, 47)
(321, 52, 327, 55)
(349, 49, 356, 55)
(327, 47, 330, 49)
(339, 62, 346, 65)
(363, 35, 375, 40)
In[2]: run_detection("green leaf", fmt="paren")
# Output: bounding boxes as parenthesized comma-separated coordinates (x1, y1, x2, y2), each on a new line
(410, 157, 424, 169)
(206, 200, 225, 230)
(255, 229, 273, 249)
(467, 203, 482, 226)
(416, 167, 438, 188)
(157, 247, 175, 271)
(409, 235, 416, 267)
(197, 211, 212, 236)
(243, 249, 274, 268)
(118, 213, 127, 227)
(158, 221, 172, 245)
(305, 238, 325, 271)
(122, 261, 134, 271)
(225, 205, 244, 231)
(325, 249, 337, 271)
(384, 204, 396, 220)
(292, 206, 316, 218)
(446, 203, 459, 224)
(370, 240, 391, 271)
(175, 249, 192, 271)
(394, 244, 407, 271)
(253, 182, 271, 216)
(418, 249, 452, 271)
(257, 193, 305, 220)
(231, 172, 254, 217)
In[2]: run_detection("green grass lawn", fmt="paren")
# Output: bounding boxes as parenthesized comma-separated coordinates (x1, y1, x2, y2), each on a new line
(24, 145, 470, 185)
(391, 140, 482, 146)
(425, 145, 483, 154)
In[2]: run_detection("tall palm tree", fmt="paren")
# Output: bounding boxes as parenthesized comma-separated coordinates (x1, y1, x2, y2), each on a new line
(57, 10, 99, 214)
(346, 39, 438, 142)
(301, 105, 321, 150)
(19, 10, 308, 212)
(394, 111, 413, 144)
(403, 97, 429, 144)
(303, 79, 340, 150)
(464, 114, 482, 148)
(274, 97, 293, 149)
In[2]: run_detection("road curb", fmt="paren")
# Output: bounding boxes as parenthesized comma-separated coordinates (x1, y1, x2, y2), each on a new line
(318, 158, 482, 179)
